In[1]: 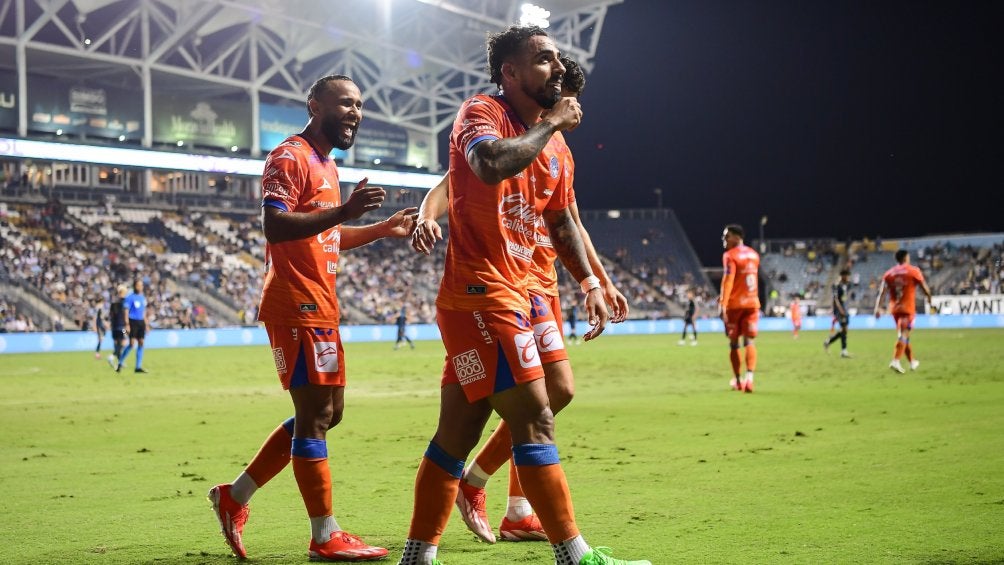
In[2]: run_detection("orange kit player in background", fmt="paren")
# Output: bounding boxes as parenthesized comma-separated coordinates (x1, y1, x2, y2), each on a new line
(719, 224, 761, 393)
(207, 74, 417, 562)
(411, 56, 630, 544)
(789, 295, 802, 339)
(397, 25, 648, 565)
(874, 249, 933, 374)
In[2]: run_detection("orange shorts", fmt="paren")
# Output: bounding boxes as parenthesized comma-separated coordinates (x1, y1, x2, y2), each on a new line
(725, 308, 759, 340)
(529, 292, 567, 364)
(438, 307, 545, 403)
(265, 324, 345, 389)
(893, 312, 915, 331)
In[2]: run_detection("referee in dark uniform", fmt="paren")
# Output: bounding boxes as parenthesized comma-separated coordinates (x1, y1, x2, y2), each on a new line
(824, 269, 852, 357)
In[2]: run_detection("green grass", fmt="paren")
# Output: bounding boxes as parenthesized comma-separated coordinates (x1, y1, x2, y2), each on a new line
(2, 329, 1003, 564)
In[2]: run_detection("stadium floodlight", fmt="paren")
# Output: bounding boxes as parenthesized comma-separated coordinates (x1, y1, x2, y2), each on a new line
(520, 3, 551, 28)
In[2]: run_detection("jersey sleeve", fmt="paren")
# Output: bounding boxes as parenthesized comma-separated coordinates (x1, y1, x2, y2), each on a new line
(261, 147, 306, 212)
(456, 98, 503, 156)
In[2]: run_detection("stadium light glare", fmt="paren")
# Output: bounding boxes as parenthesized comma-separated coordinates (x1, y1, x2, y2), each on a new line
(520, 3, 551, 28)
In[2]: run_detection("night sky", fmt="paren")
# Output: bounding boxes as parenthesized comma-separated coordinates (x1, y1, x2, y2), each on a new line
(560, 0, 1003, 265)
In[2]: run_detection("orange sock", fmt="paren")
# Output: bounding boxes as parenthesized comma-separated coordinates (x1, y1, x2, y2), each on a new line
(246, 419, 293, 487)
(894, 340, 905, 360)
(507, 459, 524, 498)
(513, 444, 578, 544)
(745, 343, 758, 372)
(729, 347, 741, 376)
(474, 421, 514, 476)
(291, 437, 332, 518)
(408, 448, 463, 544)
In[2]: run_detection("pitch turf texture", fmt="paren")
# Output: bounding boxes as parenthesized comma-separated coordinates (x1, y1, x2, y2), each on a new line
(2, 329, 1003, 565)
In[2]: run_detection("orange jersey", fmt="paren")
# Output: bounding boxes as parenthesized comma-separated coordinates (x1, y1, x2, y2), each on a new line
(437, 94, 570, 311)
(528, 131, 576, 296)
(882, 263, 926, 315)
(790, 301, 802, 322)
(257, 135, 343, 326)
(720, 244, 761, 311)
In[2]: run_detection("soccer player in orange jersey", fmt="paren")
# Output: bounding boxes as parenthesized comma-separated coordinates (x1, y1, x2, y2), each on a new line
(411, 57, 629, 544)
(397, 26, 648, 565)
(207, 75, 417, 562)
(789, 295, 802, 339)
(719, 224, 761, 393)
(874, 249, 933, 373)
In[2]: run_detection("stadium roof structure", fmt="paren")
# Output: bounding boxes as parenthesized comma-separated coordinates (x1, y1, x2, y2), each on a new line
(0, 0, 622, 156)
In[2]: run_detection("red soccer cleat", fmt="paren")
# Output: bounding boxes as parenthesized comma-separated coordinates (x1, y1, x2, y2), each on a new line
(208, 484, 249, 559)
(499, 514, 548, 541)
(742, 379, 754, 393)
(455, 480, 496, 543)
(308, 531, 388, 562)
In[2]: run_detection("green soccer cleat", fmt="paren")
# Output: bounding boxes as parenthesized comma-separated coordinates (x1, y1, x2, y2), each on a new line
(579, 546, 651, 565)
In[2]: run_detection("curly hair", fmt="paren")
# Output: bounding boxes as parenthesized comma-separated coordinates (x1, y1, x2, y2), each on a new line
(306, 74, 354, 116)
(559, 56, 586, 97)
(486, 25, 549, 87)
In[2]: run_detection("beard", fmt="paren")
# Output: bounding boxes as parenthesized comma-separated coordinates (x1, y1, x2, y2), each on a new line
(321, 115, 357, 151)
(526, 79, 562, 110)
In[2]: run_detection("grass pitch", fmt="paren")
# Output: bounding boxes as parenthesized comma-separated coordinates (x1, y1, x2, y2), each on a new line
(1, 329, 1003, 564)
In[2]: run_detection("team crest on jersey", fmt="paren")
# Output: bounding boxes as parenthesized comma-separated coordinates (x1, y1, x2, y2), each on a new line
(314, 342, 339, 373)
(549, 156, 560, 179)
(316, 177, 332, 190)
(275, 148, 296, 161)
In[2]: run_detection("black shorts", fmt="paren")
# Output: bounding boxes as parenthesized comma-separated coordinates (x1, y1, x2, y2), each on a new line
(835, 314, 849, 327)
(112, 326, 128, 340)
(128, 319, 147, 339)
(684, 316, 695, 325)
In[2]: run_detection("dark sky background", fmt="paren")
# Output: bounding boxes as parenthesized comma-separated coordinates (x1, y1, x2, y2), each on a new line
(554, 0, 1002, 266)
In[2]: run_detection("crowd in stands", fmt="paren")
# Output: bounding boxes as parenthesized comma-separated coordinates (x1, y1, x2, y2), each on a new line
(3, 195, 1001, 333)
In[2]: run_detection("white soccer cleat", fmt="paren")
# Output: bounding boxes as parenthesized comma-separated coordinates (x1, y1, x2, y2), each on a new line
(889, 360, 905, 374)
(455, 481, 496, 543)
(677, 340, 685, 346)
(909, 359, 920, 371)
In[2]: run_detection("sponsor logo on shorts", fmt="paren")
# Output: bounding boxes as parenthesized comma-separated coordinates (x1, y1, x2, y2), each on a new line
(272, 347, 287, 374)
(472, 311, 493, 345)
(533, 321, 564, 352)
(452, 349, 486, 385)
(513, 332, 541, 368)
(314, 342, 339, 372)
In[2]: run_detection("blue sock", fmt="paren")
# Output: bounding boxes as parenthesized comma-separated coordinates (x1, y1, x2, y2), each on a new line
(119, 345, 132, 364)
(136, 346, 144, 369)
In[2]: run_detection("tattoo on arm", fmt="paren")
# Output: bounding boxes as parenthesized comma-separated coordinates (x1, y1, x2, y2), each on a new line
(471, 121, 558, 184)
(544, 208, 591, 282)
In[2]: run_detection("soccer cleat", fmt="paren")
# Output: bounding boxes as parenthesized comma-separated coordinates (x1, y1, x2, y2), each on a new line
(578, 546, 652, 565)
(677, 340, 685, 346)
(135, 368, 149, 374)
(910, 359, 920, 371)
(729, 377, 741, 391)
(95, 352, 102, 359)
(823, 339, 830, 353)
(499, 514, 547, 541)
(840, 351, 852, 359)
(889, 360, 905, 374)
(396, 560, 442, 565)
(742, 379, 754, 393)
(107, 355, 117, 368)
(208, 484, 249, 559)
(454, 481, 496, 543)
(308, 531, 389, 562)
(115, 363, 123, 373)
(690, 340, 698, 346)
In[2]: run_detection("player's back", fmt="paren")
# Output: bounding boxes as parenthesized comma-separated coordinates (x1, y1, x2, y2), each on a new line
(723, 245, 761, 310)
(882, 264, 924, 314)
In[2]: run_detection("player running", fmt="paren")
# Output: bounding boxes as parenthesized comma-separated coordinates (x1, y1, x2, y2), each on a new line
(719, 224, 761, 393)
(874, 250, 933, 373)
(398, 25, 648, 565)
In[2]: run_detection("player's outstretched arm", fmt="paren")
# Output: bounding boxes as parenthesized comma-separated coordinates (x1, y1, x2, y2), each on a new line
(569, 201, 629, 322)
(263, 177, 385, 243)
(543, 206, 608, 340)
(342, 207, 419, 250)
(873, 281, 887, 317)
(411, 174, 449, 255)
